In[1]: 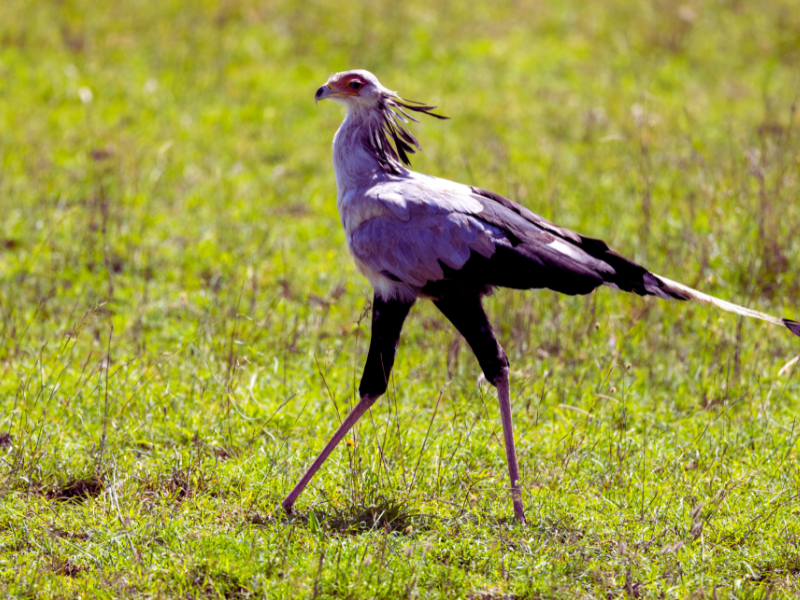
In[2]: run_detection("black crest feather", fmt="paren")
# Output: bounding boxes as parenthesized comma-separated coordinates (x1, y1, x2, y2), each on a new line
(366, 95, 449, 174)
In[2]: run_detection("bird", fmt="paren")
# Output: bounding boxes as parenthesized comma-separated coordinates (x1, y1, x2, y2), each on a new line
(282, 69, 800, 524)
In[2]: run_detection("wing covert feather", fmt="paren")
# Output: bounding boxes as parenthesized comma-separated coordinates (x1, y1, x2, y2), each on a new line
(350, 213, 501, 288)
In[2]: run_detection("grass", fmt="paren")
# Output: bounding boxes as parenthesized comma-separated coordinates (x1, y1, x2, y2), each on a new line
(1, 0, 800, 597)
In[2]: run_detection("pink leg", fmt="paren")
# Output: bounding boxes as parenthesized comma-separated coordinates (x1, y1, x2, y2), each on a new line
(283, 294, 414, 513)
(495, 370, 526, 524)
(282, 394, 378, 513)
(433, 294, 526, 525)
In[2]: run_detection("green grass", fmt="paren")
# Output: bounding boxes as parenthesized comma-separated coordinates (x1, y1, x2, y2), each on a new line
(2, 0, 800, 597)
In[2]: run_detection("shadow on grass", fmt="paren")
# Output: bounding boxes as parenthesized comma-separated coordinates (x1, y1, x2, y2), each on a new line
(251, 496, 429, 536)
(46, 477, 103, 503)
(139, 466, 224, 502)
(52, 558, 88, 578)
(187, 565, 251, 599)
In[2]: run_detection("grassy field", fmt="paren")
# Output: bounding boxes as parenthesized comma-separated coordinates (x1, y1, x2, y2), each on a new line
(2, 0, 800, 597)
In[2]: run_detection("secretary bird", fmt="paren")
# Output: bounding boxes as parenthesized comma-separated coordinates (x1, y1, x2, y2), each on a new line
(283, 69, 800, 524)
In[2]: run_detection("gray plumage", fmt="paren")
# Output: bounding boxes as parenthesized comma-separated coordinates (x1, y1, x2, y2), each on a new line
(283, 70, 799, 525)
(318, 69, 799, 335)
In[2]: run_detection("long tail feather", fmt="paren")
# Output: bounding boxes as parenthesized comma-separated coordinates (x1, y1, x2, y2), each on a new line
(654, 274, 800, 338)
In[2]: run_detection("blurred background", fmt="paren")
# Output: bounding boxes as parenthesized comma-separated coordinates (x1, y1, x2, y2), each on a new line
(1, 0, 799, 594)
(2, 0, 798, 405)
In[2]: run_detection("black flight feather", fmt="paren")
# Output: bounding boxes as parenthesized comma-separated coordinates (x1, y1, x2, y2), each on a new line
(468, 187, 690, 301)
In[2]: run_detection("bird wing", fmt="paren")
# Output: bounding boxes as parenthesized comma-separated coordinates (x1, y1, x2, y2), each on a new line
(350, 175, 800, 338)
(350, 211, 500, 288)
(467, 185, 800, 335)
(348, 174, 647, 296)
(464, 186, 688, 299)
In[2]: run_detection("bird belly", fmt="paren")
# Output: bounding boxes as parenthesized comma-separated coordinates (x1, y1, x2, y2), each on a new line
(338, 192, 418, 301)
(347, 243, 418, 302)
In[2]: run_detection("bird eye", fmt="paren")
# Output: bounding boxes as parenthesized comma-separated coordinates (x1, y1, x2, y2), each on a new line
(348, 80, 363, 90)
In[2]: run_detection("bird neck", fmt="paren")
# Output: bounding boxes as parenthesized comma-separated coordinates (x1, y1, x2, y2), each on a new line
(332, 109, 396, 194)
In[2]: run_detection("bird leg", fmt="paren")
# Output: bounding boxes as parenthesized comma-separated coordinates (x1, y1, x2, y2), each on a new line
(282, 294, 414, 514)
(282, 393, 380, 513)
(493, 368, 526, 524)
(433, 294, 526, 525)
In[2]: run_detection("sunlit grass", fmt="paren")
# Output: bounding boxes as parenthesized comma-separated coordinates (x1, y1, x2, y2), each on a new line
(1, 0, 799, 597)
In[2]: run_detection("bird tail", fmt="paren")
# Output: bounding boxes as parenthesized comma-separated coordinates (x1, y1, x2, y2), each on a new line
(652, 273, 800, 339)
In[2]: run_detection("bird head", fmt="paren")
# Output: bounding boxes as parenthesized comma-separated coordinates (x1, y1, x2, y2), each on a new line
(315, 70, 449, 172)
(315, 70, 386, 111)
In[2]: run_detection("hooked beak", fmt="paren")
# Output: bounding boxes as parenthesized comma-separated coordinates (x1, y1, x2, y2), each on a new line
(315, 83, 357, 104)
(315, 84, 331, 104)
